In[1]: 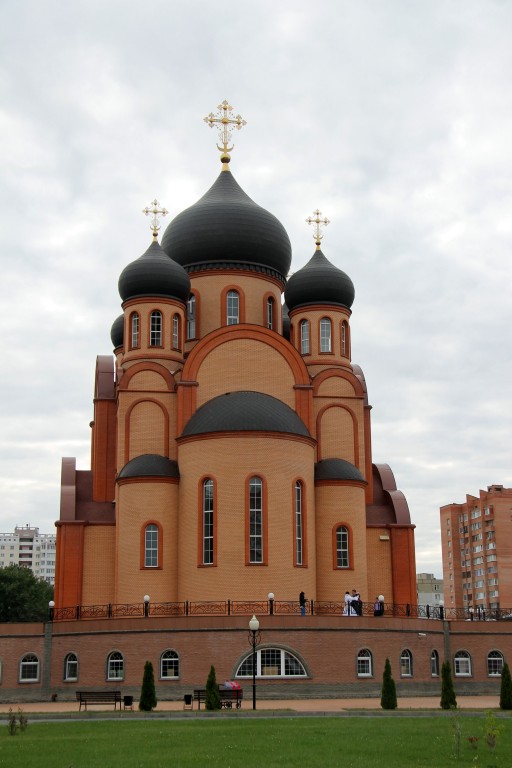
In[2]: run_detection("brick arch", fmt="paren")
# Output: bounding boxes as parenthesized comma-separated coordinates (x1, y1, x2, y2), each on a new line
(119, 361, 176, 391)
(312, 368, 365, 397)
(124, 398, 169, 463)
(316, 403, 359, 465)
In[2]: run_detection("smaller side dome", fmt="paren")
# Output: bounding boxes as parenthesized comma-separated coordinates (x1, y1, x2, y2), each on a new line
(118, 241, 191, 303)
(285, 249, 355, 311)
(315, 458, 365, 483)
(182, 391, 310, 437)
(118, 454, 180, 479)
(110, 314, 124, 349)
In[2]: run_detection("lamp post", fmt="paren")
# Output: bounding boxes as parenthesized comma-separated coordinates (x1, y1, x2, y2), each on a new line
(48, 600, 55, 622)
(143, 594, 150, 618)
(268, 592, 274, 615)
(248, 614, 261, 710)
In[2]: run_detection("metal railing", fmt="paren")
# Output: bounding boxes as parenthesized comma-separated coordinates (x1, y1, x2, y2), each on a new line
(49, 599, 512, 623)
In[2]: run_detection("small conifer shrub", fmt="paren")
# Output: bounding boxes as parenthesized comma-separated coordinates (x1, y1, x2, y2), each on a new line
(499, 661, 512, 710)
(139, 660, 157, 712)
(205, 664, 221, 710)
(380, 657, 397, 710)
(440, 660, 457, 710)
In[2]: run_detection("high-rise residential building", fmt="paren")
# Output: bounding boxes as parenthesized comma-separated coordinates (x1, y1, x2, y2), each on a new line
(416, 572, 444, 607)
(0, 525, 56, 584)
(440, 485, 512, 613)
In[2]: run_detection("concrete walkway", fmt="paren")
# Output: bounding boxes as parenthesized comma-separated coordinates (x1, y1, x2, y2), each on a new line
(0, 695, 500, 715)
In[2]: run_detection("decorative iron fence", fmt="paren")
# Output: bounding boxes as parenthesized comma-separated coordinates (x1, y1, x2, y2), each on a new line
(49, 599, 511, 623)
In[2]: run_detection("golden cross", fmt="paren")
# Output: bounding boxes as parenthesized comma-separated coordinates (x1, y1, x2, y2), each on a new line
(203, 100, 246, 165)
(142, 199, 168, 240)
(306, 209, 330, 249)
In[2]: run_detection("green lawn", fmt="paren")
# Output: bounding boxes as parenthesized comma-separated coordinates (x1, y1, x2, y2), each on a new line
(1, 714, 511, 767)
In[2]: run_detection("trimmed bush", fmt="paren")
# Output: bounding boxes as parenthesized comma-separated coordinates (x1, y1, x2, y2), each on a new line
(139, 660, 157, 712)
(440, 660, 457, 710)
(205, 664, 221, 710)
(380, 657, 397, 710)
(500, 661, 512, 710)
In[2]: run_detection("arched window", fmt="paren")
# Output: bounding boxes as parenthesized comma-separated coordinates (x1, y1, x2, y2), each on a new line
(454, 650, 472, 677)
(249, 476, 263, 563)
(160, 650, 180, 679)
(227, 290, 239, 325)
(172, 314, 180, 350)
(19, 653, 39, 682)
(430, 650, 440, 677)
(187, 294, 196, 339)
(356, 649, 373, 677)
(300, 319, 310, 354)
(320, 317, 331, 352)
(145, 524, 158, 568)
(64, 653, 78, 681)
(341, 321, 349, 356)
(487, 650, 504, 677)
(400, 649, 413, 677)
(130, 312, 139, 349)
(150, 310, 162, 346)
(202, 479, 214, 565)
(295, 481, 304, 566)
(335, 525, 349, 568)
(236, 648, 307, 678)
(107, 651, 124, 680)
(267, 297, 275, 330)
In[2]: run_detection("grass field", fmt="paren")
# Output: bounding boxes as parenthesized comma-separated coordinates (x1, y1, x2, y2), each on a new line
(1, 713, 511, 767)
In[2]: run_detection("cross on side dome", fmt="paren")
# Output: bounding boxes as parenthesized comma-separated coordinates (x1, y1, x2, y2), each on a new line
(142, 199, 168, 240)
(306, 209, 330, 249)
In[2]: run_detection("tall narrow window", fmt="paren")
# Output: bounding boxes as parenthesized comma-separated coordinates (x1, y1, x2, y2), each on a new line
(160, 650, 180, 679)
(341, 321, 349, 356)
(300, 320, 310, 354)
(320, 317, 331, 352)
(64, 653, 78, 681)
(145, 524, 158, 567)
(131, 312, 139, 348)
(400, 649, 413, 677)
(267, 297, 274, 329)
(454, 650, 472, 676)
(172, 314, 180, 350)
(487, 651, 503, 676)
(249, 477, 263, 563)
(430, 650, 440, 677)
(295, 481, 303, 566)
(203, 479, 214, 565)
(227, 290, 239, 325)
(356, 649, 372, 677)
(19, 653, 39, 682)
(336, 525, 349, 568)
(107, 651, 124, 680)
(150, 311, 162, 346)
(187, 294, 196, 339)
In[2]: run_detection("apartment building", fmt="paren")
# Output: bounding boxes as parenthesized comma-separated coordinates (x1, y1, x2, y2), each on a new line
(0, 525, 56, 584)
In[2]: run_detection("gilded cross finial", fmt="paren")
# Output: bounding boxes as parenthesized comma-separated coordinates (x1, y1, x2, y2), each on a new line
(142, 199, 168, 240)
(306, 209, 330, 249)
(204, 100, 246, 169)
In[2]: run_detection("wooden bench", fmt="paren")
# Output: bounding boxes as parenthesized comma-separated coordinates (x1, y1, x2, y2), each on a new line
(76, 690, 122, 711)
(193, 687, 243, 710)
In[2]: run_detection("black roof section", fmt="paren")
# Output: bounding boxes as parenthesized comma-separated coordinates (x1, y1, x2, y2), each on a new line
(161, 170, 292, 283)
(284, 248, 355, 311)
(110, 314, 124, 348)
(118, 454, 180, 479)
(182, 391, 310, 438)
(118, 240, 190, 303)
(315, 458, 365, 482)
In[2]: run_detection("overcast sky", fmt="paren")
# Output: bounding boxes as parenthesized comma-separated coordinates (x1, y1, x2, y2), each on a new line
(1, 0, 511, 579)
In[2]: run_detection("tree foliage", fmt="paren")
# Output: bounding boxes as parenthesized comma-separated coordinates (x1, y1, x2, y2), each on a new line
(499, 661, 512, 710)
(0, 565, 53, 623)
(380, 657, 397, 710)
(440, 660, 457, 710)
(139, 660, 157, 712)
(205, 664, 221, 710)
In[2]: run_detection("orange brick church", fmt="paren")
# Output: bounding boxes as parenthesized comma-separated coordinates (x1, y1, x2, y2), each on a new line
(54, 100, 417, 612)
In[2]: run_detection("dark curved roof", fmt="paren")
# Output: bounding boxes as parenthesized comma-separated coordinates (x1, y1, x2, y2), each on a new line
(182, 391, 310, 438)
(110, 314, 124, 348)
(284, 249, 355, 311)
(118, 240, 190, 302)
(118, 454, 180, 479)
(315, 458, 365, 482)
(161, 170, 292, 282)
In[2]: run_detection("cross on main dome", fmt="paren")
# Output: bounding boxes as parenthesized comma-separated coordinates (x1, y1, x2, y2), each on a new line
(203, 99, 247, 167)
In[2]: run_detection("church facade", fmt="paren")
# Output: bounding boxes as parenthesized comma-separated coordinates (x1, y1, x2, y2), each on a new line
(54, 102, 416, 614)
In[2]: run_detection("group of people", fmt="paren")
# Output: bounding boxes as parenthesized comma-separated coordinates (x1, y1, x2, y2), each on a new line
(343, 589, 362, 616)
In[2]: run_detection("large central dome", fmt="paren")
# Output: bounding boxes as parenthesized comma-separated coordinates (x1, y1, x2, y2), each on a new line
(161, 169, 292, 282)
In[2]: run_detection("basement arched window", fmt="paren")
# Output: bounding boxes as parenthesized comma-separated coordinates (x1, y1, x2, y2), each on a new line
(236, 648, 307, 678)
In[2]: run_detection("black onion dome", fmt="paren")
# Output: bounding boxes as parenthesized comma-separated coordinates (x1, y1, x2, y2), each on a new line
(118, 240, 190, 302)
(182, 391, 310, 437)
(118, 454, 180, 479)
(110, 314, 124, 348)
(284, 249, 355, 311)
(161, 170, 292, 282)
(315, 459, 365, 483)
